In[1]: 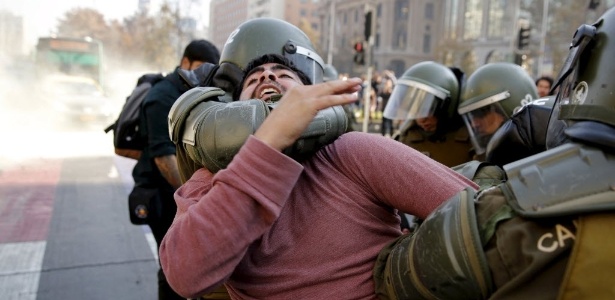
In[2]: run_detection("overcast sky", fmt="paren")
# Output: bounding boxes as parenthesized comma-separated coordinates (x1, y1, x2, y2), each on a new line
(1, 0, 211, 49)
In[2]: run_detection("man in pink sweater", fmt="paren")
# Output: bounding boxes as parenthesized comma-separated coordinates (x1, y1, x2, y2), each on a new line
(159, 53, 477, 299)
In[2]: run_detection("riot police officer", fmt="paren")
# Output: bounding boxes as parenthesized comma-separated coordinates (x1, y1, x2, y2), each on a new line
(384, 61, 472, 167)
(172, 18, 326, 182)
(374, 7, 615, 299)
(457, 62, 538, 160)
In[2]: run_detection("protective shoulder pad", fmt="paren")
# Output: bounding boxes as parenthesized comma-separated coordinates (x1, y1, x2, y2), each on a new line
(184, 99, 270, 173)
(453, 160, 483, 180)
(453, 161, 506, 191)
(504, 143, 615, 218)
(383, 187, 494, 299)
(168, 86, 226, 144)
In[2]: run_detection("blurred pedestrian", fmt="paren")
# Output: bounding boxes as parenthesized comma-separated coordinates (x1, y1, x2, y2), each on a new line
(535, 75, 554, 98)
(131, 39, 220, 300)
(379, 70, 395, 137)
(384, 61, 472, 167)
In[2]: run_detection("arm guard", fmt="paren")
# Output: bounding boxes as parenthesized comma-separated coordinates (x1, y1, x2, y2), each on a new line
(504, 142, 615, 218)
(169, 87, 269, 173)
(267, 101, 348, 159)
(168, 87, 348, 173)
(376, 188, 494, 300)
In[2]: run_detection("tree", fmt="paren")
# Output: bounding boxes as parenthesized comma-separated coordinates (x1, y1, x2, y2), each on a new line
(55, 5, 180, 72)
(122, 6, 177, 71)
(56, 8, 110, 41)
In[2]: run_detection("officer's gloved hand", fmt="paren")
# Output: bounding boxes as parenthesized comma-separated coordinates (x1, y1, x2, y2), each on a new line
(486, 103, 552, 167)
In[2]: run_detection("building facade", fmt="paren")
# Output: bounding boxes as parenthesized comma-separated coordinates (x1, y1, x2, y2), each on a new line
(0, 10, 24, 56)
(210, 0, 250, 50)
(210, 0, 615, 78)
(209, 0, 321, 53)
(318, 0, 519, 77)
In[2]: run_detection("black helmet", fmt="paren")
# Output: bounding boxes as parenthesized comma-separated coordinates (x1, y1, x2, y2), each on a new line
(546, 7, 615, 150)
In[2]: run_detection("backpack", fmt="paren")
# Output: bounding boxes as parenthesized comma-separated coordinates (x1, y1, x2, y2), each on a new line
(104, 73, 165, 159)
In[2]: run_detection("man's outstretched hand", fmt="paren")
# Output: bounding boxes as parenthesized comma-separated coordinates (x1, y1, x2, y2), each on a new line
(254, 77, 362, 152)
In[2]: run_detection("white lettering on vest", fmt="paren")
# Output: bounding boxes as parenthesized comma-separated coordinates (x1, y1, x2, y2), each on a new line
(537, 224, 576, 253)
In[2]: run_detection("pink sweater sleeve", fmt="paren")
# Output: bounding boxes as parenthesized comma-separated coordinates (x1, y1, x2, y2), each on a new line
(159, 136, 303, 298)
(324, 132, 477, 219)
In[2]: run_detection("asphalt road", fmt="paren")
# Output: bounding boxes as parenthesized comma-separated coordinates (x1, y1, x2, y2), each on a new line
(0, 103, 159, 300)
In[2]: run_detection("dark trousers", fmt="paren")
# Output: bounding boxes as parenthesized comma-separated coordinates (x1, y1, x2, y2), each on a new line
(148, 188, 184, 300)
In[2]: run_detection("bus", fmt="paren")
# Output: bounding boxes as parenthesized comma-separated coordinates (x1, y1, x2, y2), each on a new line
(35, 36, 104, 85)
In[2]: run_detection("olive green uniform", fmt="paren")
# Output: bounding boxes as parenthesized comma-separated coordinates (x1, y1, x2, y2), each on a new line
(374, 142, 615, 299)
(397, 126, 473, 168)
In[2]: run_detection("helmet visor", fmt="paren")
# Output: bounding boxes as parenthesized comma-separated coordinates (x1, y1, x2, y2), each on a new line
(460, 102, 508, 155)
(383, 79, 448, 120)
(285, 43, 325, 84)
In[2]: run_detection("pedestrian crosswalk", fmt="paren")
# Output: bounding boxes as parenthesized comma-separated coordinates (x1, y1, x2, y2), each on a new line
(0, 241, 45, 300)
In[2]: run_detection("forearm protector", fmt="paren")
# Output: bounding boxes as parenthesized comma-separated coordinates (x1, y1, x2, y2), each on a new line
(267, 101, 348, 159)
(169, 87, 348, 173)
(375, 188, 494, 300)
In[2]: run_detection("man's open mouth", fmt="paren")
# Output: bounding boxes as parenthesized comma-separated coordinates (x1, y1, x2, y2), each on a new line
(260, 88, 280, 99)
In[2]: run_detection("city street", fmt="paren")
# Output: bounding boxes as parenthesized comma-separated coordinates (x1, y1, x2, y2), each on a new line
(0, 82, 384, 299)
(0, 101, 159, 300)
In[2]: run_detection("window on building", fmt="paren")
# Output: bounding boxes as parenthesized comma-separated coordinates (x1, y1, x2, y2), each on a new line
(464, 0, 482, 40)
(390, 59, 406, 77)
(377, 3, 382, 17)
(445, 0, 459, 39)
(394, 31, 407, 49)
(425, 3, 434, 19)
(392, 0, 410, 50)
(487, 0, 506, 38)
(423, 34, 431, 53)
(300, 9, 307, 17)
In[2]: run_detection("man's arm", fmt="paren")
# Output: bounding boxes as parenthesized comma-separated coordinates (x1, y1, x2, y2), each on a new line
(143, 94, 182, 189)
(160, 79, 363, 298)
(160, 136, 304, 298)
(154, 155, 182, 189)
(254, 78, 362, 151)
